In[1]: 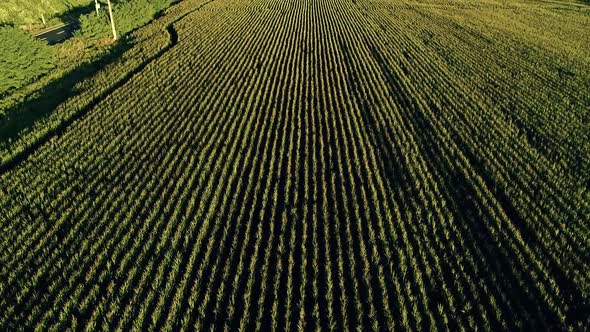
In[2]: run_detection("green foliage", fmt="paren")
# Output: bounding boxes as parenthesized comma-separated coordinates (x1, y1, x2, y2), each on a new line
(78, 0, 173, 39)
(0, 0, 90, 25)
(0, 25, 54, 96)
(77, 9, 112, 39)
(114, 0, 172, 35)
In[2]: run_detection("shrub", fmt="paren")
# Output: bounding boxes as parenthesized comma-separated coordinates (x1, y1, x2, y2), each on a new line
(0, 25, 54, 97)
(78, 0, 173, 39)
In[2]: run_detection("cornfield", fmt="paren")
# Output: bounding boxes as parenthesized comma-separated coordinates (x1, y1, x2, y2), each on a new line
(1, 0, 589, 330)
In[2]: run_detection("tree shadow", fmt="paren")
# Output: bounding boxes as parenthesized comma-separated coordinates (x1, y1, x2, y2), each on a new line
(0, 0, 211, 173)
(54, 2, 97, 25)
(338, 35, 590, 329)
(0, 38, 133, 146)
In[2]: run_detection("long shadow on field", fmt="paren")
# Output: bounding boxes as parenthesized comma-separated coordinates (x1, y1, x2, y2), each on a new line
(338, 36, 589, 329)
(0, 0, 213, 175)
(0, 39, 132, 145)
(0, 26, 178, 175)
(375, 40, 590, 327)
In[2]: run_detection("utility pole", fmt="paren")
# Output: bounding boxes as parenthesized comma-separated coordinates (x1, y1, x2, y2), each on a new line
(106, 0, 118, 41)
(39, 0, 48, 27)
(95, 0, 100, 16)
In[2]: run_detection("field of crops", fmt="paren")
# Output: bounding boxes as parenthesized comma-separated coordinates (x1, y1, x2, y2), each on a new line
(1, 0, 589, 330)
